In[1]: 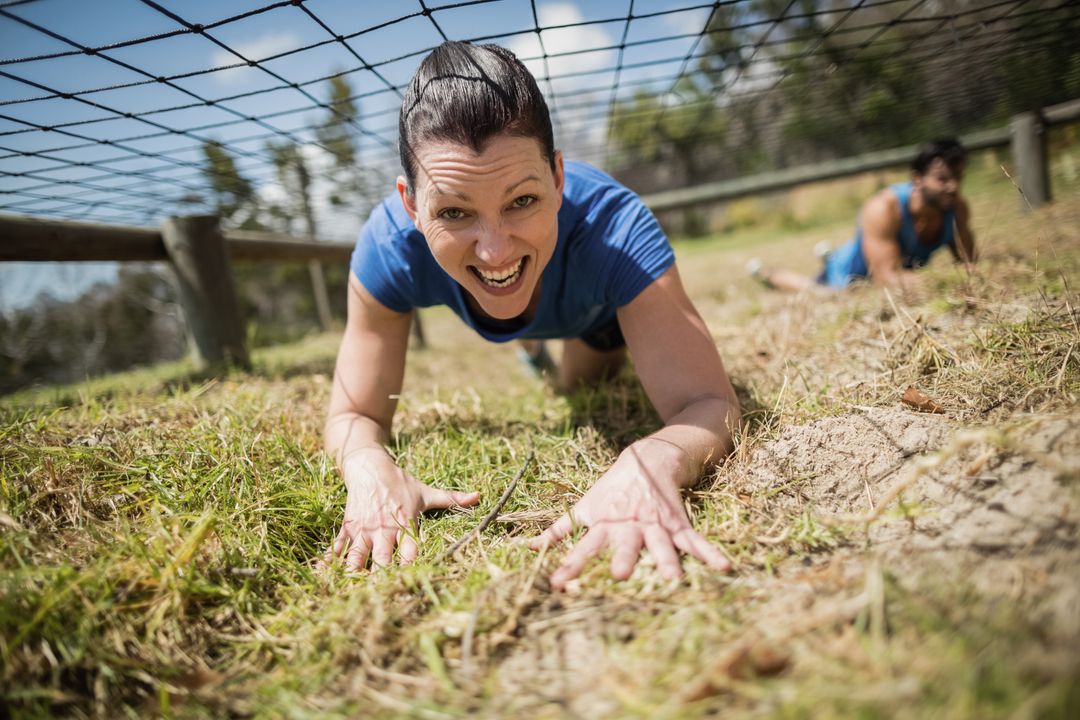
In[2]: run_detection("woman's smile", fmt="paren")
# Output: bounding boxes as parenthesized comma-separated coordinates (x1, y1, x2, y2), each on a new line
(470, 256, 527, 294)
(398, 133, 564, 320)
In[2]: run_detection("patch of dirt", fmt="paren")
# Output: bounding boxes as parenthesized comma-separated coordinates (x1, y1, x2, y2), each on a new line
(725, 408, 1080, 638)
(494, 605, 620, 718)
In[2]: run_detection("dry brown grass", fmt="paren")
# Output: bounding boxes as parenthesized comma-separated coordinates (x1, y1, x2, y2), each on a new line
(2, 165, 1079, 718)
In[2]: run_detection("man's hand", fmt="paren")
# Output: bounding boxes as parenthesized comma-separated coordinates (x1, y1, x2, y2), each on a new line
(327, 447, 479, 570)
(527, 439, 730, 590)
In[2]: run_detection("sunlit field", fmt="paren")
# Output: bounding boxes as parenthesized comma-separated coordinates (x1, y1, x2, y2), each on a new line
(3, 148, 1079, 718)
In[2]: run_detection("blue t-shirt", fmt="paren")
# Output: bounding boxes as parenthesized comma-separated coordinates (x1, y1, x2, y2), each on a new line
(820, 182, 955, 288)
(350, 161, 675, 343)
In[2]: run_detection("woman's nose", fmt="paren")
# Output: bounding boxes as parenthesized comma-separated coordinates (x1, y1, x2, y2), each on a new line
(474, 223, 514, 267)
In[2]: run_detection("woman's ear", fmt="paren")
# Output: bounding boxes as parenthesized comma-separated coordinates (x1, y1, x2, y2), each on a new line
(553, 150, 565, 204)
(397, 176, 419, 224)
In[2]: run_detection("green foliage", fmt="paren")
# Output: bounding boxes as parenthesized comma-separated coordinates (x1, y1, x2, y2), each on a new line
(315, 73, 366, 213)
(608, 0, 1080, 186)
(609, 77, 727, 184)
(265, 140, 314, 235)
(0, 267, 185, 394)
(201, 141, 258, 225)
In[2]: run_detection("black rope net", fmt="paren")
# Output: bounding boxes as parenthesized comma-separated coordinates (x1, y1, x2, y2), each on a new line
(1, 0, 1078, 240)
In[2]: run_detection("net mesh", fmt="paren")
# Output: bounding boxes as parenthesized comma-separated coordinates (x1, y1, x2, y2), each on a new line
(1, 0, 1077, 239)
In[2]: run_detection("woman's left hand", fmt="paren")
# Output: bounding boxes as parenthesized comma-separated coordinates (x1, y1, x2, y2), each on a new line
(527, 438, 731, 590)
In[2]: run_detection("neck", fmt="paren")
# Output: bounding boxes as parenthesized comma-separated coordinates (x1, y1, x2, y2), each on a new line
(908, 185, 942, 221)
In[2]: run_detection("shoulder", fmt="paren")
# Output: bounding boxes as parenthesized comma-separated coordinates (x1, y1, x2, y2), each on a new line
(360, 193, 419, 246)
(563, 160, 642, 209)
(561, 160, 656, 238)
(862, 186, 902, 233)
(560, 161, 674, 304)
(351, 192, 426, 313)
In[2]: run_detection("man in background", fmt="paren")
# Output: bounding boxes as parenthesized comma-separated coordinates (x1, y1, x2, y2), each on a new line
(750, 139, 977, 292)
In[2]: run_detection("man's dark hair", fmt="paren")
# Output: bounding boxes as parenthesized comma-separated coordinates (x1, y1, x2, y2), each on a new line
(911, 138, 967, 175)
(399, 41, 555, 194)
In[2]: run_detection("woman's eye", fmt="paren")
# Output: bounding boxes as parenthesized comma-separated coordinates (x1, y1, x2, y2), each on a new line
(439, 208, 465, 220)
(511, 195, 536, 209)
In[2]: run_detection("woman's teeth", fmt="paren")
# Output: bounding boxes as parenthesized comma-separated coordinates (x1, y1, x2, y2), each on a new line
(475, 259, 523, 288)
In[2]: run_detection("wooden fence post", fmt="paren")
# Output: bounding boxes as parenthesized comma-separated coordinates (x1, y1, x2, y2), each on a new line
(161, 215, 250, 371)
(1010, 111, 1050, 212)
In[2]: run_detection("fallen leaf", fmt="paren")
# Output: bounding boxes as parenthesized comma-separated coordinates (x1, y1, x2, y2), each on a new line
(682, 640, 792, 701)
(901, 386, 945, 414)
(171, 668, 224, 691)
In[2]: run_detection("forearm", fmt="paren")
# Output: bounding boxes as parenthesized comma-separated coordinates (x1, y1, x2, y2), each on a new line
(635, 395, 740, 488)
(872, 266, 920, 289)
(324, 411, 391, 467)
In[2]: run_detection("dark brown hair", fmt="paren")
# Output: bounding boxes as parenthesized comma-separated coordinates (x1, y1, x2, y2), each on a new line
(912, 138, 966, 175)
(399, 41, 555, 193)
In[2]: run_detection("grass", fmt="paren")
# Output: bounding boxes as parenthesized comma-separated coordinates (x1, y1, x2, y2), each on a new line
(3, 156, 1080, 718)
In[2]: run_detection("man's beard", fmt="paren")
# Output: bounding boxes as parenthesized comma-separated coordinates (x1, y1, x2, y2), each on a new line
(921, 186, 955, 211)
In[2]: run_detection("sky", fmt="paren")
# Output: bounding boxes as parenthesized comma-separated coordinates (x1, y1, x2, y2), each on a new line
(0, 0, 717, 309)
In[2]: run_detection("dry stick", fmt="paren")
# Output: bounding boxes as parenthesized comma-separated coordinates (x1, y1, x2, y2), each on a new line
(439, 449, 535, 561)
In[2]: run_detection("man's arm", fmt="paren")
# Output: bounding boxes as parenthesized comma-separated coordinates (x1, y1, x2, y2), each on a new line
(951, 198, 977, 265)
(860, 192, 917, 289)
(529, 265, 740, 588)
(325, 272, 478, 569)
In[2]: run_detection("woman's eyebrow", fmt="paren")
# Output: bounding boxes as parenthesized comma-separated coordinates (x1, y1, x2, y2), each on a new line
(427, 174, 541, 204)
(428, 187, 471, 202)
(504, 175, 540, 195)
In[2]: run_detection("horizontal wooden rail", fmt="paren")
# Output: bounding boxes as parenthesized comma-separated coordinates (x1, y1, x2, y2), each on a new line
(641, 97, 1080, 213)
(642, 128, 1010, 212)
(2, 100, 1078, 263)
(0, 215, 354, 263)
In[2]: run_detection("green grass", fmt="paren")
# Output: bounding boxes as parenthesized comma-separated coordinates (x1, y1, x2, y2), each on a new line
(3, 162, 1080, 718)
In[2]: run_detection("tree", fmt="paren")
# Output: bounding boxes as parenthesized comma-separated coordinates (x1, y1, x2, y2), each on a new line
(315, 74, 368, 216)
(201, 141, 259, 227)
(609, 76, 727, 186)
(266, 140, 333, 331)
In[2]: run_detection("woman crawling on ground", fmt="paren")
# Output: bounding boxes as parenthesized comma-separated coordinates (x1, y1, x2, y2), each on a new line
(324, 41, 740, 589)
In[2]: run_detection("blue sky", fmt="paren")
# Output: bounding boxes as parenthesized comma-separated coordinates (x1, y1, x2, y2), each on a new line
(0, 0, 717, 308)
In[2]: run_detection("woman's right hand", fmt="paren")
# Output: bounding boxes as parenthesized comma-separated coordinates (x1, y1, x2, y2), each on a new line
(326, 447, 480, 570)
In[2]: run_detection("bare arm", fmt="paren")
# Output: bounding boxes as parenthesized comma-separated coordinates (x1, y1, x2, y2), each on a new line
(324, 272, 410, 463)
(860, 192, 917, 289)
(620, 264, 740, 478)
(529, 265, 740, 587)
(325, 272, 478, 570)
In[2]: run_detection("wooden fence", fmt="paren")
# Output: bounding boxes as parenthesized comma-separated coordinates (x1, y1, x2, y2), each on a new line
(641, 98, 1080, 212)
(2, 100, 1078, 371)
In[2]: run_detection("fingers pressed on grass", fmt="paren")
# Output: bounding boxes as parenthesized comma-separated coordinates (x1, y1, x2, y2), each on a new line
(370, 530, 397, 567)
(609, 526, 643, 580)
(528, 512, 574, 550)
(326, 534, 345, 563)
(421, 486, 480, 511)
(551, 526, 607, 590)
(644, 524, 682, 580)
(673, 528, 732, 571)
(398, 533, 419, 565)
(345, 536, 372, 572)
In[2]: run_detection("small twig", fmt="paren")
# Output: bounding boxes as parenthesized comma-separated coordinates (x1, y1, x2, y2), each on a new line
(1055, 342, 1075, 390)
(440, 449, 535, 561)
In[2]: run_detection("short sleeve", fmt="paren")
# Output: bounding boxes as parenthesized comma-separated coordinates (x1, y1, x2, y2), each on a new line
(349, 202, 416, 313)
(593, 189, 675, 307)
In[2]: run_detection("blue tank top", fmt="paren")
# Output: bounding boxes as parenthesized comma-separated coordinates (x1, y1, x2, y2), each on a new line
(350, 161, 675, 343)
(821, 182, 955, 288)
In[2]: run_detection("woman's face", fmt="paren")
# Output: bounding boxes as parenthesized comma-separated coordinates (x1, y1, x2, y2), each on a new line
(398, 133, 564, 321)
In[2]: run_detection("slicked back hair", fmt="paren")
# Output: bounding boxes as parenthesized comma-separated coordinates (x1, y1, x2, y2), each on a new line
(911, 138, 967, 175)
(399, 41, 556, 194)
